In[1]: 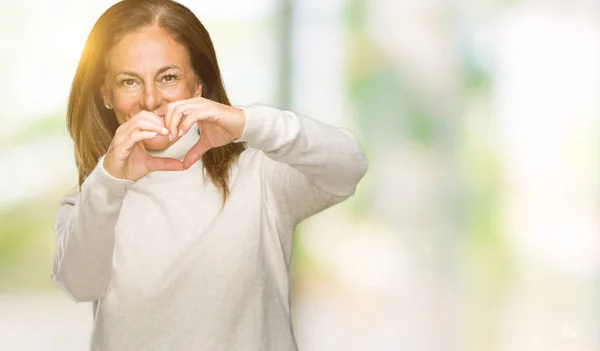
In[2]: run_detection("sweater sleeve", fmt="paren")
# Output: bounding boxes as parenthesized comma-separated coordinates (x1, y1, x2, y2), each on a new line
(236, 104, 368, 225)
(51, 157, 135, 302)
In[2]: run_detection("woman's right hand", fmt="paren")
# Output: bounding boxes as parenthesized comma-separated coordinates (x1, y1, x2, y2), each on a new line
(103, 111, 184, 181)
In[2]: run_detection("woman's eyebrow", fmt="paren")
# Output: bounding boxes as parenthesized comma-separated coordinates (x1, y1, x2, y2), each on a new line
(115, 71, 141, 78)
(115, 65, 183, 78)
(156, 65, 183, 75)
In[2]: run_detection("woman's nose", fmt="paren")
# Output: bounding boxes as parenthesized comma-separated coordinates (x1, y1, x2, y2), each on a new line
(141, 84, 162, 112)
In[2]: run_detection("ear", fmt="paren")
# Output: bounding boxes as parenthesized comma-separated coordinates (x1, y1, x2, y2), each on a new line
(195, 82, 203, 98)
(100, 85, 112, 106)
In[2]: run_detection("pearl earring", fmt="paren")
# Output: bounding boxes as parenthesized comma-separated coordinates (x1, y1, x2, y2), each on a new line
(105, 104, 112, 110)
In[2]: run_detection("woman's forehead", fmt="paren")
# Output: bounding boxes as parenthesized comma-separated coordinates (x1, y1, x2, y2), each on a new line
(107, 26, 191, 73)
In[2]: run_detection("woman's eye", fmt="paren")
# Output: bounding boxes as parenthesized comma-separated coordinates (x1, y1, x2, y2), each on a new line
(121, 79, 137, 86)
(162, 75, 177, 83)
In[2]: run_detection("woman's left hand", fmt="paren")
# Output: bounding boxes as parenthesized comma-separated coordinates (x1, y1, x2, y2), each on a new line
(165, 97, 246, 169)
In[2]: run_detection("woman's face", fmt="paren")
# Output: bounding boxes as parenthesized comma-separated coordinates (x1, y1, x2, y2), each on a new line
(101, 25, 202, 151)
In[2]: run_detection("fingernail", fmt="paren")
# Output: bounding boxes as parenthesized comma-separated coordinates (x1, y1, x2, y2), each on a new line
(178, 129, 183, 136)
(161, 127, 169, 135)
(168, 133, 173, 141)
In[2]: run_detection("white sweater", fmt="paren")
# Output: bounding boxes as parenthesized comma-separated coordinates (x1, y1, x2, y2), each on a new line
(51, 104, 367, 351)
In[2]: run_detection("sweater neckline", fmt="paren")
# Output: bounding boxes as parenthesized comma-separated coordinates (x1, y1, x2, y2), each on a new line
(149, 123, 200, 160)
(141, 124, 203, 183)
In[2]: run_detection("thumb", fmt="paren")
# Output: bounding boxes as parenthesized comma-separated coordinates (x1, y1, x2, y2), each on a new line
(183, 138, 211, 169)
(147, 156, 185, 172)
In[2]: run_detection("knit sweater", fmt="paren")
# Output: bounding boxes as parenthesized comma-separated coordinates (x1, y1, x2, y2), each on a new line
(51, 104, 367, 351)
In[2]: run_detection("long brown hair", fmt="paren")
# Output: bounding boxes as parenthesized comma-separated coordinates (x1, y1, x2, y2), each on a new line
(67, 0, 245, 201)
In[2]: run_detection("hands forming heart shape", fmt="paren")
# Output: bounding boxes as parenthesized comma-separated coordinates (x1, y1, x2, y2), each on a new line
(103, 97, 246, 181)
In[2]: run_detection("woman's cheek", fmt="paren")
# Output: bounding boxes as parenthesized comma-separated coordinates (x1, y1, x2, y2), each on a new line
(162, 84, 196, 101)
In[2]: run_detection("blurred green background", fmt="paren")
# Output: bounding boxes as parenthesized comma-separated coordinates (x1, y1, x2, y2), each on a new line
(1, 0, 599, 350)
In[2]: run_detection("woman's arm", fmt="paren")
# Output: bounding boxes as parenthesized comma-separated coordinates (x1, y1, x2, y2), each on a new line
(53, 111, 180, 302)
(237, 104, 368, 225)
(162, 98, 367, 222)
(51, 159, 134, 302)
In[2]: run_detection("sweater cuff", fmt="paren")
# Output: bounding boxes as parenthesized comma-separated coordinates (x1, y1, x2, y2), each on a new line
(82, 156, 135, 197)
(234, 105, 277, 144)
(234, 105, 259, 143)
(234, 104, 299, 153)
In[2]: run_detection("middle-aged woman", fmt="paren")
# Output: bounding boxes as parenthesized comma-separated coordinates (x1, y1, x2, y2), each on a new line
(51, 0, 367, 350)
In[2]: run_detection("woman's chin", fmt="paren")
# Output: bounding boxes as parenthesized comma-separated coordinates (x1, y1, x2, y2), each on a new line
(142, 134, 172, 151)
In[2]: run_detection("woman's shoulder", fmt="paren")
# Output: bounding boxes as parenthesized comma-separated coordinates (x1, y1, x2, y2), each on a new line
(58, 189, 79, 207)
(236, 146, 263, 165)
(233, 146, 284, 177)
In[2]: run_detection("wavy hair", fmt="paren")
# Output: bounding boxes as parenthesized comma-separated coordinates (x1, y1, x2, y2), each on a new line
(67, 0, 245, 201)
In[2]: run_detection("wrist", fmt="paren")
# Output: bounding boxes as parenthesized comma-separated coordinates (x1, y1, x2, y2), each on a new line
(232, 107, 247, 140)
(102, 154, 123, 180)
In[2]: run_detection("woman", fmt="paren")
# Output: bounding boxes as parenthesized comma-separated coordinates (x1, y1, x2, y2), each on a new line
(51, 0, 367, 350)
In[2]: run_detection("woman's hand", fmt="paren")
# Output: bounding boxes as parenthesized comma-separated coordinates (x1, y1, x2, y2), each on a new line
(165, 97, 246, 169)
(103, 111, 184, 181)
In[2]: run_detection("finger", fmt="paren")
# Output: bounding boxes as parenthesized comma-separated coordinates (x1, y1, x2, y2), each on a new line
(165, 100, 187, 137)
(115, 123, 162, 147)
(112, 123, 130, 145)
(183, 138, 211, 169)
(129, 131, 159, 145)
(169, 103, 192, 138)
(115, 131, 158, 153)
(135, 111, 168, 130)
(136, 110, 164, 124)
(178, 109, 214, 137)
(146, 156, 184, 172)
(130, 119, 169, 135)
(118, 113, 167, 138)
